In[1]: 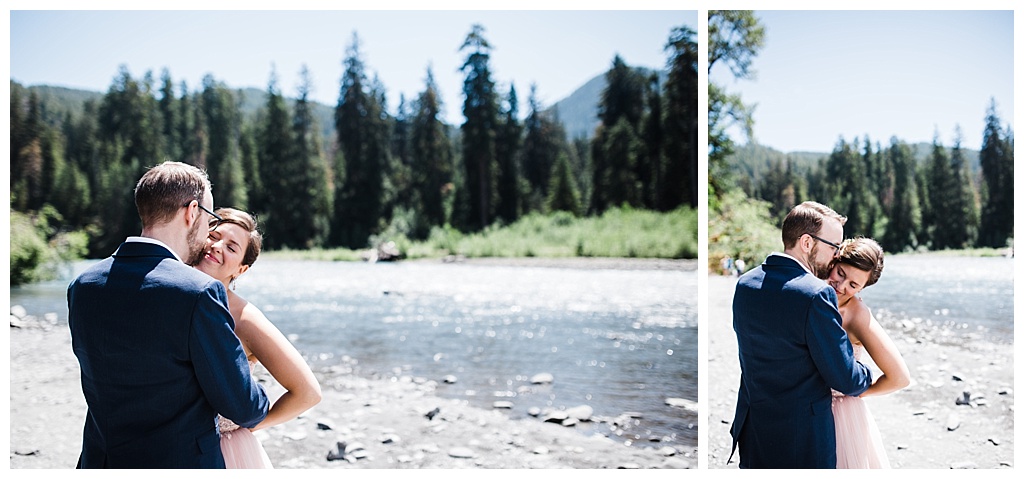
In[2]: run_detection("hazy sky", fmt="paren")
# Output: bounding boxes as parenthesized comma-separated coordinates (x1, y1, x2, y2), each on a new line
(711, 10, 1014, 152)
(10, 7, 695, 124)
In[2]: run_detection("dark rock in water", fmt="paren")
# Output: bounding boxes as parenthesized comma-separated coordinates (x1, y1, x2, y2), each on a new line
(326, 441, 347, 461)
(956, 391, 972, 406)
(493, 400, 514, 409)
(13, 448, 39, 456)
(316, 420, 334, 430)
(988, 437, 1001, 446)
(527, 407, 542, 417)
(543, 410, 569, 423)
(618, 463, 641, 469)
(425, 407, 441, 420)
(443, 375, 458, 384)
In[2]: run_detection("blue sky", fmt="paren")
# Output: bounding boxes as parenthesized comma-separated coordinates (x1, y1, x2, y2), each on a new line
(710, 10, 1014, 152)
(10, 7, 695, 124)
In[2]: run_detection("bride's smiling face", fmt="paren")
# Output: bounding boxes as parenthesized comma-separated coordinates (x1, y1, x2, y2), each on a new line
(827, 262, 871, 303)
(194, 223, 250, 284)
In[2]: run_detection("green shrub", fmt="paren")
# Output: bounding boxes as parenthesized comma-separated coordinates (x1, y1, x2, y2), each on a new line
(10, 206, 89, 285)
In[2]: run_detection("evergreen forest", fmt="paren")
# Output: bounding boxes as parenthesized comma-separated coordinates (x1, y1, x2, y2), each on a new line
(10, 24, 698, 284)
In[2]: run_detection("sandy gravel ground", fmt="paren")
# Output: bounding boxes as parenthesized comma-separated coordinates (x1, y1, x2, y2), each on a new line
(705, 275, 1014, 469)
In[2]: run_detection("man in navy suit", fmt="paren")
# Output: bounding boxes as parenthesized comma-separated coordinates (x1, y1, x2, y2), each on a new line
(68, 161, 269, 468)
(729, 201, 873, 468)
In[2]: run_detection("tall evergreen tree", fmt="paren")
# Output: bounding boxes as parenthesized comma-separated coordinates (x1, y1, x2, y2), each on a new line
(495, 83, 523, 223)
(639, 73, 663, 210)
(591, 55, 647, 213)
(882, 138, 922, 252)
(200, 75, 247, 210)
(924, 133, 958, 249)
(458, 24, 500, 231)
(256, 67, 296, 250)
(520, 84, 568, 214)
(947, 126, 980, 248)
(662, 25, 699, 210)
(978, 99, 1013, 247)
(158, 69, 181, 162)
(292, 65, 333, 248)
(333, 32, 392, 248)
(410, 66, 453, 236)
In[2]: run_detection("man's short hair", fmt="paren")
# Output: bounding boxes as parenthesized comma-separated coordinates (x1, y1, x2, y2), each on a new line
(134, 161, 211, 228)
(781, 201, 846, 249)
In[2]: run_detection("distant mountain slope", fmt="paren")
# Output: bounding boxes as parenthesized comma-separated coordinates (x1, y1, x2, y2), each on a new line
(547, 67, 667, 140)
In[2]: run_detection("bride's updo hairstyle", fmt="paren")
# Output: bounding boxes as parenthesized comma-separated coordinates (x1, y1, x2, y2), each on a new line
(836, 237, 884, 288)
(213, 207, 263, 268)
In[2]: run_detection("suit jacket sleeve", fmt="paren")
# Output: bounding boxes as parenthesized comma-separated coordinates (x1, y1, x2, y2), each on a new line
(805, 287, 873, 396)
(189, 281, 270, 428)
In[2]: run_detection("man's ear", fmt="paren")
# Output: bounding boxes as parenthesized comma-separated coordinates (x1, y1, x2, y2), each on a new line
(182, 200, 197, 228)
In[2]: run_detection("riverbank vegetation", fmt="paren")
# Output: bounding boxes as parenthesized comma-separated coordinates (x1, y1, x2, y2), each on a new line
(264, 205, 697, 262)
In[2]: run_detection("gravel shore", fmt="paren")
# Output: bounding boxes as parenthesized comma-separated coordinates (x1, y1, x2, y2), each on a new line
(706, 275, 1014, 469)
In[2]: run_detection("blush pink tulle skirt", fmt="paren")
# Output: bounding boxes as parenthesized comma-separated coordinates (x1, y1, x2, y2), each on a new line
(832, 394, 890, 468)
(221, 427, 273, 469)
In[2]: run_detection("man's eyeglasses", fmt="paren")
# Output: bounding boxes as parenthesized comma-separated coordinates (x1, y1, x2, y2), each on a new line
(186, 200, 222, 231)
(807, 233, 840, 252)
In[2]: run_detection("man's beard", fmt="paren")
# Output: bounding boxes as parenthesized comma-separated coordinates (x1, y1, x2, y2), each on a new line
(810, 243, 831, 280)
(185, 219, 206, 266)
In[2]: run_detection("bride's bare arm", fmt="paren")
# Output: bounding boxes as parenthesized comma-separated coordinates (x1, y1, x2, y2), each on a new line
(846, 302, 910, 398)
(233, 301, 322, 431)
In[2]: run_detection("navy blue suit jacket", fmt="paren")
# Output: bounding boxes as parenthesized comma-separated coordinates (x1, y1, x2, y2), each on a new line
(729, 254, 872, 469)
(68, 241, 269, 468)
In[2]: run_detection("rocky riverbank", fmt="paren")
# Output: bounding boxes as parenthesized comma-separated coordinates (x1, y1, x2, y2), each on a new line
(9, 307, 693, 469)
(706, 275, 1014, 469)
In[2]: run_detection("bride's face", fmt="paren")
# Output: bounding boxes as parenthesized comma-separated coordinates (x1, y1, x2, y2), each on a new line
(827, 262, 871, 302)
(194, 223, 250, 284)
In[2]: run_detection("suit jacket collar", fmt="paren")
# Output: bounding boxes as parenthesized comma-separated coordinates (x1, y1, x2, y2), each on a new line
(765, 252, 813, 274)
(115, 237, 181, 262)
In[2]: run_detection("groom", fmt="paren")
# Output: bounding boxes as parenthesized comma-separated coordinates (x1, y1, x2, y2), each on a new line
(728, 201, 873, 468)
(68, 161, 269, 468)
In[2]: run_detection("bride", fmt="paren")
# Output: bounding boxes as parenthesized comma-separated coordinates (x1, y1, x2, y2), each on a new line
(194, 207, 322, 468)
(824, 237, 910, 468)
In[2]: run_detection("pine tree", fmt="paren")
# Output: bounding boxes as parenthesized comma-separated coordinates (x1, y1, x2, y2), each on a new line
(410, 66, 453, 236)
(978, 99, 1013, 247)
(257, 67, 296, 250)
(591, 55, 647, 213)
(662, 25, 699, 210)
(520, 84, 568, 214)
(545, 152, 581, 216)
(333, 32, 392, 248)
(200, 75, 247, 210)
(947, 126, 980, 248)
(458, 24, 500, 231)
(292, 65, 332, 248)
(924, 133, 957, 249)
(495, 83, 523, 223)
(883, 138, 922, 252)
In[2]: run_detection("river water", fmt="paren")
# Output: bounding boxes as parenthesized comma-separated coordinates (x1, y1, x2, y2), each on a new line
(856, 255, 1014, 344)
(9, 259, 698, 450)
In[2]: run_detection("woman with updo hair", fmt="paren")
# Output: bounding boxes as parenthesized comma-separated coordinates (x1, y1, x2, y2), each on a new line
(824, 237, 910, 468)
